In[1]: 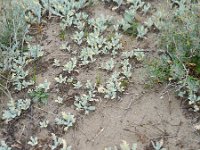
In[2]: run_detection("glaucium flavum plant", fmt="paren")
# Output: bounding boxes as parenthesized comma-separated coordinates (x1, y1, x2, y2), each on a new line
(55, 112, 76, 132)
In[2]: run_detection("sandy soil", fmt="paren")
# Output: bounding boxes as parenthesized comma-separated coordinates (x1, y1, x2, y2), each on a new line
(0, 1, 200, 150)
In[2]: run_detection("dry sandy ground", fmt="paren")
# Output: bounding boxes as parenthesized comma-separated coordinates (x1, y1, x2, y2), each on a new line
(0, 1, 200, 150)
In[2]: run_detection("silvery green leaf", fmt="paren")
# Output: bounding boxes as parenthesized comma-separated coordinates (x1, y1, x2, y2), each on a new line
(81, 12, 89, 20)
(73, 31, 84, 45)
(28, 44, 43, 58)
(2, 110, 17, 121)
(88, 16, 109, 32)
(133, 49, 145, 61)
(41, 0, 86, 17)
(2, 99, 31, 122)
(132, 143, 137, 150)
(60, 43, 71, 52)
(87, 106, 95, 111)
(63, 57, 77, 73)
(113, 0, 123, 6)
(129, 0, 145, 10)
(101, 58, 115, 71)
(80, 47, 95, 64)
(85, 80, 96, 91)
(0, 140, 11, 150)
(50, 133, 63, 150)
(17, 99, 31, 110)
(142, 3, 151, 15)
(60, 16, 73, 30)
(25, 11, 37, 23)
(124, 9, 136, 24)
(60, 43, 68, 50)
(74, 94, 96, 114)
(53, 59, 61, 67)
(28, 136, 38, 147)
(73, 81, 82, 89)
(22, 80, 34, 88)
(67, 77, 74, 83)
(144, 17, 154, 28)
(120, 140, 131, 150)
(55, 96, 64, 104)
(121, 59, 132, 78)
(36, 80, 50, 92)
(170, 62, 185, 80)
(113, 24, 120, 31)
(39, 120, 49, 128)
(104, 72, 124, 99)
(50, 133, 72, 150)
(151, 139, 166, 150)
(74, 20, 85, 30)
(122, 49, 144, 61)
(55, 112, 76, 131)
(104, 81, 117, 99)
(86, 31, 100, 48)
(137, 25, 148, 39)
(13, 56, 26, 66)
(55, 74, 67, 84)
(22, 0, 42, 23)
(122, 51, 134, 59)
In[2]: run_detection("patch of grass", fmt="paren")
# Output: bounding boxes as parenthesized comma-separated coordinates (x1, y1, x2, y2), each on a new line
(59, 30, 67, 41)
(125, 21, 139, 37)
(0, 1, 28, 48)
(150, 1, 200, 109)
(96, 74, 102, 86)
(29, 88, 49, 104)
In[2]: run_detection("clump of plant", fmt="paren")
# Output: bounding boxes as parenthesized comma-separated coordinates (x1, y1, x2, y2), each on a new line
(63, 57, 77, 73)
(0, 3, 38, 91)
(28, 136, 38, 147)
(50, 133, 72, 150)
(121, 59, 132, 78)
(0, 1, 28, 49)
(151, 139, 166, 150)
(55, 74, 67, 84)
(104, 72, 125, 99)
(40, 0, 89, 17)
(136, 25, 148, 39)
(29, 80, 50, 104)
(122, 48, 145, 61)
(39, 120, 49, 128)
(74, 93, 96, 114)
(2, 99, 31, 122)
(100, 58, 115, 71)
(55, 112, 76, 131)
(119, 0, 149, 37)
(150, 1, 200, 111)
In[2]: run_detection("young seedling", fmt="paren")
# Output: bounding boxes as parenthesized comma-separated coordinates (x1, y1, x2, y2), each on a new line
(137, 25, 148, 39)
(55, 112, 76, 132)
(100, 58, 115, 71)
(121, 59, 132, 78)
(29, 80, 50, 104)
(28, 136, 38, 147)
(55, 74, 67, 84)
(73, 81, 82, 89)
(151, 139, 166, 150)
(50, 133, 72, 150)
(55, 96, 64, 104)
(63, 57, 77, 73)
(74, 94, 96, 114)
(53, 59, 61, 67)
(39, 120, 49, 128)
(2, 99, 31, 122)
